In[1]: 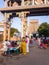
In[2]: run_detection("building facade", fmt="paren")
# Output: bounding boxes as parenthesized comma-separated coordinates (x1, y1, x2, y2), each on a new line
(28, 19, 39, 35)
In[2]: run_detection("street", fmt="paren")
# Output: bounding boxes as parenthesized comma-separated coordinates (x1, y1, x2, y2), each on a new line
(0, 47, 49, 65)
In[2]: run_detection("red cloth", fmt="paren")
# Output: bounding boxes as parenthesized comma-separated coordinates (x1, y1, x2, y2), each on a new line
(43, 44, 47, 49)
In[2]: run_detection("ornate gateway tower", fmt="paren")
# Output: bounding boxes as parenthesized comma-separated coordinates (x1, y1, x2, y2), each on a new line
(0, 0, 49, 41)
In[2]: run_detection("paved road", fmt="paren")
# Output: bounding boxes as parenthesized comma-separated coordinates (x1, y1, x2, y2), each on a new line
(0, 47, 49, 65)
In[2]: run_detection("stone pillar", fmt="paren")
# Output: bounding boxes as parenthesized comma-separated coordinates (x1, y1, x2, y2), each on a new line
(8, 25, 10, 40)
(4, 12, 7, 21)
(3, 22, 7, 41)
(32, 0, 35, 5)
(21, 19, 23, 37)
(18, 12, 29, 37)
(3, 12, 10, 41)
(21, 0, 25, 6)
(3, 13, 7, 41)
(16, 11, 29, 37)
(21, 18, 27, 37)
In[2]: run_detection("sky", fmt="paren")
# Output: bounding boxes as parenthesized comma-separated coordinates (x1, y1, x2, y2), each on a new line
(0, 0, 49, 32)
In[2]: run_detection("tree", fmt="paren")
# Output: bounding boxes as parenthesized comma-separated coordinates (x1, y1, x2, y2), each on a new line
(10, 27, 19, 37)
(38, 22, 49, 37)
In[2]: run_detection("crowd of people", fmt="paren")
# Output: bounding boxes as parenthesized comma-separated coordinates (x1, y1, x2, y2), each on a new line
(0, 36, 29, 56)
(0, 36, 49, 56)
(30, 36, 48, 49)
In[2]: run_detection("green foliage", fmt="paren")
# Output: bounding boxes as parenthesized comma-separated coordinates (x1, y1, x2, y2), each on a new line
(10, 27, 19, 37)
(38, 22, 49, 37)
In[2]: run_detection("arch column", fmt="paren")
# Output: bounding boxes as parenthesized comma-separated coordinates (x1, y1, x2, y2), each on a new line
(8, 24, 10, 40)
(3, 13, 12, 41)
(3, 22, 7, 41)
(3, 12, 7, 41)
(6, 13, 12, 40)
(21, 18, 27, 37)
(16, 11, 29, 37)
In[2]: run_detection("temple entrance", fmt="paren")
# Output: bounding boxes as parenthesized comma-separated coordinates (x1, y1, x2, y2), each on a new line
(0, 0, 49, 41)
